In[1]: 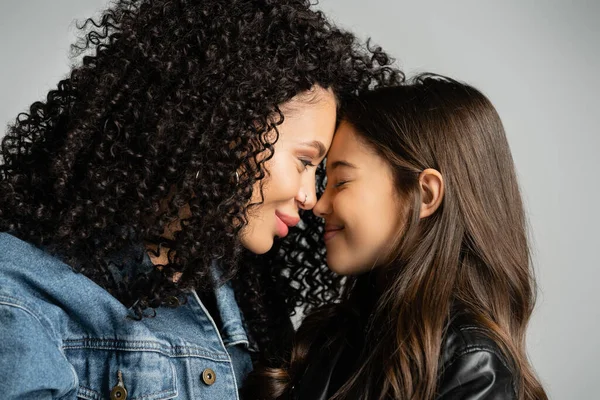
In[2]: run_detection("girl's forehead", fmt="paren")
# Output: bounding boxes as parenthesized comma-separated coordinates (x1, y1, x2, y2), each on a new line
(328, 122, 365, 158)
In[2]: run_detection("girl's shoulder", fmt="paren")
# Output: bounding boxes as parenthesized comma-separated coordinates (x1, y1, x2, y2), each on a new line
(437, 313, 518, 399)
(441, 313, 506, 364)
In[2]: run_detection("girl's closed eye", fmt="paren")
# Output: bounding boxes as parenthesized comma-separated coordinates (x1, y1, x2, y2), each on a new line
(333, 180, 348, 188)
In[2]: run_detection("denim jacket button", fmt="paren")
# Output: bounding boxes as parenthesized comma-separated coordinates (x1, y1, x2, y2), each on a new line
(110, 386, 127, 400)
(201, 368, 217, 385)
(110, 370, 128, 400)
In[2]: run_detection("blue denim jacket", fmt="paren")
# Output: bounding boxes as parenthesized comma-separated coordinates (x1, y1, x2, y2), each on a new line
(0, 232, 253, 399)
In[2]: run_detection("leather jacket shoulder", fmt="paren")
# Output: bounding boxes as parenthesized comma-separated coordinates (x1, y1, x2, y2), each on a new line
(292, 313, 517, 400)
(437, 316, 517, 399)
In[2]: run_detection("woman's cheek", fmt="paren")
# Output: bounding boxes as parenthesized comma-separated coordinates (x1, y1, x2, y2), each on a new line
(270, 159, 301, 200)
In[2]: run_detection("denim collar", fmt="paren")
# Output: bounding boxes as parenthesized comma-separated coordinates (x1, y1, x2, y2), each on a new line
(106, 244, 250, 347)
(210, 263, 250, 347)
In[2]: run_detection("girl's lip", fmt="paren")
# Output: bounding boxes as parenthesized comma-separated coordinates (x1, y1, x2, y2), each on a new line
(324, 224, 344, 232)
(324, 225, 344, 241)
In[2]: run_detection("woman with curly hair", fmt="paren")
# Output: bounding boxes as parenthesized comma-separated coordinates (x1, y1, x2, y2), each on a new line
(246, 75, 547, 399)
(0, 0, 400, 398)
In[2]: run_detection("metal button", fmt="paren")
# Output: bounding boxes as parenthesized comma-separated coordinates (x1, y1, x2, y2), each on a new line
(110, 370, 128, 400)
(201, 368, 217, 386)
(166, 296, 180, 307)
(111, 386, 127, 400)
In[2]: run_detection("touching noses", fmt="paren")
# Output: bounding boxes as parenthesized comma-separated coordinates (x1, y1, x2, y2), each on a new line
(312, 185, 332, 218)
(296, 172, 320, 210)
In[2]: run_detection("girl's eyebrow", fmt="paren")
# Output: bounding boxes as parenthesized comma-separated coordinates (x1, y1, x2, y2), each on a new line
(328, 160, 358, 170)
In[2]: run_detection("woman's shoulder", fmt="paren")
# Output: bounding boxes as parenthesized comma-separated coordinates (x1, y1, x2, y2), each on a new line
(437, 313, 518, 399)
(0, 232, 74, 289)
(0, 233, 66, 291)
(0, 231, 51, 262)
(0, 232, 114, 324)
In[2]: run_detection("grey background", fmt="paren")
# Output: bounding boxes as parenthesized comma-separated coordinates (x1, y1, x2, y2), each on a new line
(1, 1, 598, 398)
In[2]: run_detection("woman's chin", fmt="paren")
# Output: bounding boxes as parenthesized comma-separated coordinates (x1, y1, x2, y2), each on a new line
(239, 233, 274, 255)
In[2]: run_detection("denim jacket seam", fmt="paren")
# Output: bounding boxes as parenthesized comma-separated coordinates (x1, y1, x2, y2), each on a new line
(78, 382, 177, 400)
(224, 339, 250, 348)
(77, 386, 177, 400)
(62, 342, 233, 362)
(223, 332, 250, 343)
(191, 290, 241, 400)
(0, 293, 58, 334)
(75, 358, 178, 400)
(0, 297, 79, 394)
(0, 294, 65, 349)
(0, 296, 46, 327)
(75, 386, 97, 400)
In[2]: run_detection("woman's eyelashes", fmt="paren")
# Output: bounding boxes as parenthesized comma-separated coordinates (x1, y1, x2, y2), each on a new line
(298, 157, 316, 171)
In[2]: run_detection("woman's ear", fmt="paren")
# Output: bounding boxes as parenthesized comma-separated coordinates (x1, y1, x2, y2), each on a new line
(418, 168, 444, 219)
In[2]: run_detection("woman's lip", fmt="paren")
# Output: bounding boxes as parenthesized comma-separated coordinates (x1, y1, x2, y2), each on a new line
(275, 215, 289, 238)
(275, 211, 301, 227)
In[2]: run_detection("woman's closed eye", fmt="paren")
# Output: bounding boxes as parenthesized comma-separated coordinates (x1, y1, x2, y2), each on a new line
(298, 157, 316, 171)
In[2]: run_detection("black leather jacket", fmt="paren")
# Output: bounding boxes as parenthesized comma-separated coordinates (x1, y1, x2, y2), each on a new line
(291, 314, 517, 399)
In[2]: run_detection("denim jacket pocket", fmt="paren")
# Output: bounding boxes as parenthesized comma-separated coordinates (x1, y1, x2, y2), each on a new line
(63, 339, 178, 400)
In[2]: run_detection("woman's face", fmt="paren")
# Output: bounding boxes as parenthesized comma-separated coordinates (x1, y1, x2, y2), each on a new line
(240, 86, 337, 254)
(313, 121, 404, 275)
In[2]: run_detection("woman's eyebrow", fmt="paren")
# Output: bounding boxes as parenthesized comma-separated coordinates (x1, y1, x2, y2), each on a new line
(300, 140, 327, 158)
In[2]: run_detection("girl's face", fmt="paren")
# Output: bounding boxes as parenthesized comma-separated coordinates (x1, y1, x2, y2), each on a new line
(313, 121, 404, 275)
(240, 86, 337, 254)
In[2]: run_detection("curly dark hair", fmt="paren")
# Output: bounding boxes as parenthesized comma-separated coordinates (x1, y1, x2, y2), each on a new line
(0, 0, 402, 359)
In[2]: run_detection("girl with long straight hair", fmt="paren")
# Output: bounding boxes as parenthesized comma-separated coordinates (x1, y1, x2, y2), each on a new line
(246, 74, 547, 399)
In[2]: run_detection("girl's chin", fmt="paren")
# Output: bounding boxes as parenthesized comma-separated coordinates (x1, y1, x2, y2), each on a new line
(327, 254, 372, 277)
(325, 256, 351, 276)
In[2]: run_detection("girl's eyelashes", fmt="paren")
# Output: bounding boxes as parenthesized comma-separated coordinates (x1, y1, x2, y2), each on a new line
(325, 174, 350, 188)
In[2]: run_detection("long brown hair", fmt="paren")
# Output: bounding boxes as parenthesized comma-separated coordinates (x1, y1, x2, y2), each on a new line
(244, 74, 547, 399)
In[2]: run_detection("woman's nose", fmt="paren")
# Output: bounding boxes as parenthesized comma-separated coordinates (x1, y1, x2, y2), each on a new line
(297, 175, 319, 210)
